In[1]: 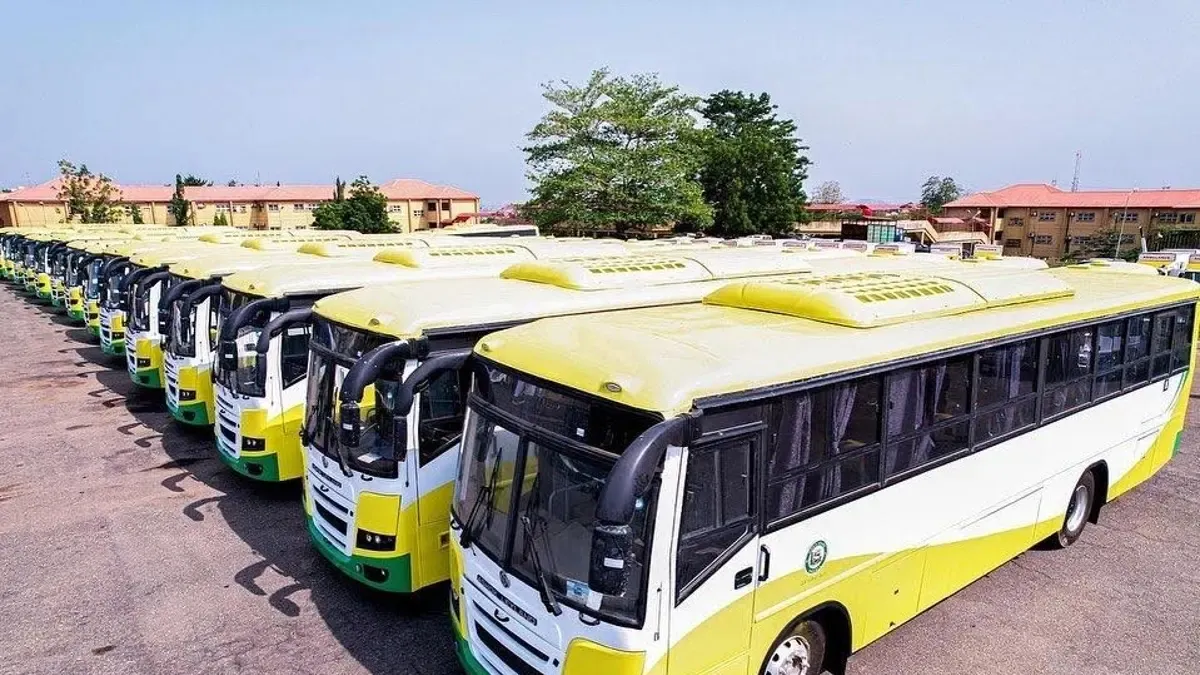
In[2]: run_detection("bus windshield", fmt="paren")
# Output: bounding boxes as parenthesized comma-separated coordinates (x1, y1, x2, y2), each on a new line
(303, 318, 395, 477)
(454, 363, 659, 626)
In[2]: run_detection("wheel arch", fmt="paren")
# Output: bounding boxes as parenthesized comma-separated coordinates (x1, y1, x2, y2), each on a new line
(758, 600, 853, 675)
(1084, 460, 1109, 524)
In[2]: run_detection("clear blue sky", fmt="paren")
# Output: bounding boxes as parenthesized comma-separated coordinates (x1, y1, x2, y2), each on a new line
(1, 0, 1196, 204)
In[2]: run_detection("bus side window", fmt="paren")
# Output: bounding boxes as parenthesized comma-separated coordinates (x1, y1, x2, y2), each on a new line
(1173, 305, 1195, 370)
(1043, 327, 1094, 418)
(1123, 314, 1153, 387)
(975, 339, 1038, 444)
(418, 369, 467, 466)
(280, 326, 311, 389)
(1094, 320, 1126, 399)
(883, 355, 971, 478)
(677, 437, 754, 598)
(765, 376, 882, 522)
(1151, 311, 1175, 377)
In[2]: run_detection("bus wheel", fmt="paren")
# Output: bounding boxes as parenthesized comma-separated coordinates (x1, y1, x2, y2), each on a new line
(1054, 471, 1096, 548)
(764, 620, 826, 675)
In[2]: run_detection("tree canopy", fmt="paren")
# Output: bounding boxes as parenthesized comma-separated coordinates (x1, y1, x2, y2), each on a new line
(168, 174, 191, 226)
(524, 69, 712, 235)
(920, 176, 963, 214)
(697, 90, 810, 236)
(811, 180, 844, 204)
(55, 160, 119, 223)
(312, 176, 393, 233)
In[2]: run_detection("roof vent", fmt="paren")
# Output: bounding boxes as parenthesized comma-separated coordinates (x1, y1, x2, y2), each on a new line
(705, 270, 1073, 328)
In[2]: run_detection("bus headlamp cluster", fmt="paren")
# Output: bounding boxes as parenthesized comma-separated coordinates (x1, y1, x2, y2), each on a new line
(356, 529, 396, 551)
(178, 389, 197, 401)
(242, 436, 266, 452)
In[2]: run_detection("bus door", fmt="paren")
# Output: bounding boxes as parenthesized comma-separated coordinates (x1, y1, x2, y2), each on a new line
(668, 428, 762, 675)
(410, 365, 473, 589)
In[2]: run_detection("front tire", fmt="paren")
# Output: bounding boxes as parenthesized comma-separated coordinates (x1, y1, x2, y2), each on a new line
(1054, 471, 1096, 548)
(764, 620, 827, 675)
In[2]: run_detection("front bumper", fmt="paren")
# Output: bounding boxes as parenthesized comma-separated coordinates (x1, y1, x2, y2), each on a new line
(166, 362, 214, 426)
(216, 447, 281, 482)
(128, 338, 165, 390)
(305, 515, 413, 593)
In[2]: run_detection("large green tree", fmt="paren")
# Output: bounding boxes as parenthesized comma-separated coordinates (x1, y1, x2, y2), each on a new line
(920, 175, 963, 214)
(697, 90, 810, 236)
(524, 68, 712, 235)
(56, 159, 119, 223)
(312, 176, 393, 233)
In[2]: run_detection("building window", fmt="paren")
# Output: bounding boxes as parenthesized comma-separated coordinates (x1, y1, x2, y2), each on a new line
(238, 205, 247, 213)
(268, 204, 280, 212)
(412, 209, 424, 218)
(214, 204, 230, 213)
(293, 203, 305, 211)
(1155, 212, 1178, 224)
(1074, 211, 1096, 222)
(426, 200, 438, 212)
(387, 204, 404, 213)
(1004, 238, 1022, 248)
(1036, 211, 1057, 222)
(1033, 234, 1053, 245)
(196, 203, 207, 210)
(1006, 217, 1024, 227)
(1114, 212, 1139, 223)
(441, 200, 451, 212)
(1180, 212, 1197, 225)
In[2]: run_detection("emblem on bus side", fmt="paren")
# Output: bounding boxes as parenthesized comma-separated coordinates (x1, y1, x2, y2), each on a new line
(805, 541, 828, 574)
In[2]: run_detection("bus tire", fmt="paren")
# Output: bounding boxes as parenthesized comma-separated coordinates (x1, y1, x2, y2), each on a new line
(763, 619, 827, 675)
(1054, 471, 1096, 549)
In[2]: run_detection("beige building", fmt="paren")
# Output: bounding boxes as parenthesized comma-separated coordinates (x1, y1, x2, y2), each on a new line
(0, 177, 480, 232)
(944, 183, 1200, 260)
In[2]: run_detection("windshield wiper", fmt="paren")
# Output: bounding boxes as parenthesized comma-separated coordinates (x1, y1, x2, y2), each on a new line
(460, 446, 504, 548)
(521, 514, 562, 616)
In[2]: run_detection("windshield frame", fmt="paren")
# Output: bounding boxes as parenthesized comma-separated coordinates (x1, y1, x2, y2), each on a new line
(454, 362, 663, 629)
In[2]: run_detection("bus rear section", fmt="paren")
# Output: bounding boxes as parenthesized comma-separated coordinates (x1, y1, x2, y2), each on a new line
(450, 263, 1198, 675)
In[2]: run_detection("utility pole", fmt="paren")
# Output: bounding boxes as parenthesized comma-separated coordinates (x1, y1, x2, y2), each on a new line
(1071, 151, 1082, 192)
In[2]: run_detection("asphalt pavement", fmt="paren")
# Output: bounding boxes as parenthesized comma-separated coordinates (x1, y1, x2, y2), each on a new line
(0, 288, 1196, 675)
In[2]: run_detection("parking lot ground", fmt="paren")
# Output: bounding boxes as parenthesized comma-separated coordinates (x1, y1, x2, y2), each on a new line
(0, 287, 1197, 675)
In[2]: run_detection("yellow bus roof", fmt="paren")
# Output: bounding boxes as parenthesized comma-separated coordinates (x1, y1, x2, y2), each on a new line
(475, 265, 1200, 415)
(309, 249, 1022, 339)
(170, 250, 320, 280)
(224, 239, 637, 298)
(1073, 258, 1161, 275)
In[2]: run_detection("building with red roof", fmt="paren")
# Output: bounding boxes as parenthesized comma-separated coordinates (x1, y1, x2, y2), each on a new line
(943, 183, 1200, 259)
(0, 177, 480, 232)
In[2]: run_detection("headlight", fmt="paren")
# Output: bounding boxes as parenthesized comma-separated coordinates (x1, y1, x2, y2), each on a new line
(178, 389, 196, 401)
(242, 436, 266, 452)
(137, 358, 151, 368)
(355, 529, 396, 551)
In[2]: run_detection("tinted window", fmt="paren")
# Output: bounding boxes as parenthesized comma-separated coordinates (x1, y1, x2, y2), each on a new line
(766, 375, 883, 521)
(1045, 327, 1093, 385)
(678, 438, 754, 594)
(280, 325, 310, 388)
(1173, 306, 1194, 369)
(1152, 312, 1175, 377)
(977, 341, 1038, 410)
(418, 368, 467, 465)
(1125, 315, 1152, 362)
(1096, 321, 1125, 373)
(886, 355, 971, 439)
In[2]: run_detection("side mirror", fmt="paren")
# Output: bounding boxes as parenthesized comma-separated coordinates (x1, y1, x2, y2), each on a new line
(339, 401, 362, 449)
(588, 523, 633, 598)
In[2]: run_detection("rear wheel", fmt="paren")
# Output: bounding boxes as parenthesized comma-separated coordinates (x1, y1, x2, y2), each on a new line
(1054, 471, 1096, 548)
(764, 620, 827, 675)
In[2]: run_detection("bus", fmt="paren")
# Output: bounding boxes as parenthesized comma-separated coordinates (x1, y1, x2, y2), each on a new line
(448, 263, 1198, 675)
(295, 249, 1042, 597)
(101, 233, 360, 355)
(210, 238, 659, 481)
(158, 236, 545, 425)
